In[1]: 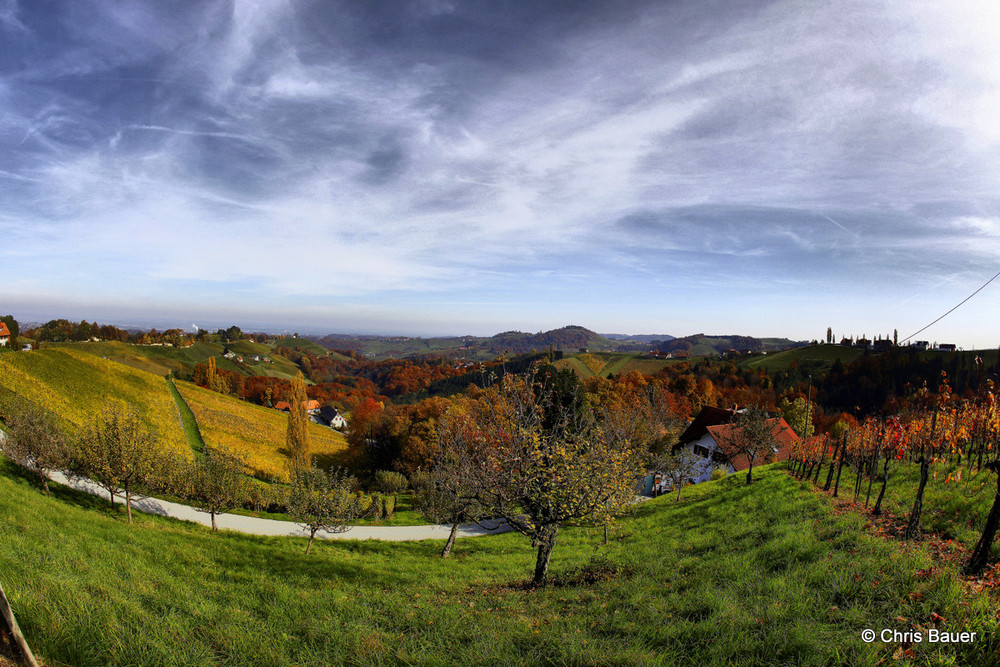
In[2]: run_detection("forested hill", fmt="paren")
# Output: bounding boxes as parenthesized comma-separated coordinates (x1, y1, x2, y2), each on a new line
(658, 333, 806, 357)
(308, 326, 657, 359)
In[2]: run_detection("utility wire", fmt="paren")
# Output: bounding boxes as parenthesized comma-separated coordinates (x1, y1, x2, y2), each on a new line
(900, 270, 1000, 344)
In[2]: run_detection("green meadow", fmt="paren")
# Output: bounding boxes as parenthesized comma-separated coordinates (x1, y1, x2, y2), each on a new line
(2, 459, 997, 666)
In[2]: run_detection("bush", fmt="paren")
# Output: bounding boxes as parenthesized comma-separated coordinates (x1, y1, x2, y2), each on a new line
(382, 495, 395, 519)
(373, 470, 409, 494)
(711, 468, 729, 481)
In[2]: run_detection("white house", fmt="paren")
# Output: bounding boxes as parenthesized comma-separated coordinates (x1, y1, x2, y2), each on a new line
(675, 406, 798, 483)
(0, 321, 9, 347)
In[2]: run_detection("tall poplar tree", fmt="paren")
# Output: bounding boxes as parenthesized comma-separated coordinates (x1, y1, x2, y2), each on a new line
(286, 372, 310, 478)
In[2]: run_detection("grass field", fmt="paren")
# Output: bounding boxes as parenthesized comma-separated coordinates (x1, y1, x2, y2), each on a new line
(2, 460, 996, 666)
(175, 382, 349, 482)
(554, 352, 676, 380)
(0, 348, 190, 459)
(740, 344, 864, 374)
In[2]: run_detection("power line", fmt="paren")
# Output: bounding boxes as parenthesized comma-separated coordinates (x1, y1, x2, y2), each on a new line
(900, 270, 1000, 344)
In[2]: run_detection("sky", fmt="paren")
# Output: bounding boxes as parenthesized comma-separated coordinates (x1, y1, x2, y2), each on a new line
(1, 0, 999, 346)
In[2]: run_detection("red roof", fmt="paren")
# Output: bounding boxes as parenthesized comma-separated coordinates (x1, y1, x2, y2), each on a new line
(705, 417, 799, 472)
(0, 322, 9, 337)
(275, 400, 321, 412)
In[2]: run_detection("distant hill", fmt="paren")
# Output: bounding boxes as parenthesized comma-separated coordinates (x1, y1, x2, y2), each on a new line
(601, 333, 676, 343)
(309, 325, 644, 359)
(658, 334, 807, 357)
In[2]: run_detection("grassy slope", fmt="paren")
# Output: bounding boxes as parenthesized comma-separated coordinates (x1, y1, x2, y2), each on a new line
(740, 344, 864, 374)
(554, 353, 676, 380)
(0, 348, 190, 459)
(175, 381, 349, 482)
(2, 462, 996, 666)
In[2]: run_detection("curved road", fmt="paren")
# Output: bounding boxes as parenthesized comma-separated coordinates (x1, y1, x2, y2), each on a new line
(1, 429, 509, 542)
(48, 471, 512, 542)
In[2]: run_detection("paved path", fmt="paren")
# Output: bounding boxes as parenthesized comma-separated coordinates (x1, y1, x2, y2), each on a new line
(1, 428, 510, 542)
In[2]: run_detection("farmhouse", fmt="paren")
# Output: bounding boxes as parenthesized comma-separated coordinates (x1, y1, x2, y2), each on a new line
(0, 321, 8, 347)
(676, 406, 798, 483)
(314, 405, 347, 430)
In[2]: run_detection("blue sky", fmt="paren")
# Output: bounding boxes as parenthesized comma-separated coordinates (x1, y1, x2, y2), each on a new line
(2, 0, 999, 346)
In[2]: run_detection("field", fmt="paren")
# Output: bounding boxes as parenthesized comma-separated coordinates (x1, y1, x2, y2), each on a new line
(175, 381, 349, 482)
(1, 461, 997, 666)
(554, 352, 676, 380)
(739, 344, 864, 374)
(47, 340, 305, 381)
(0, 347, 191, 459)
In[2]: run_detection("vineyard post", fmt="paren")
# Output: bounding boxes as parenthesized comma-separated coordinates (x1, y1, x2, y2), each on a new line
(0, 580, 39, 667)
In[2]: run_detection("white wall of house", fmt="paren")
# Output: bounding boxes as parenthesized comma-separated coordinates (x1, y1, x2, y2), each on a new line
(682, 433, 735, 483)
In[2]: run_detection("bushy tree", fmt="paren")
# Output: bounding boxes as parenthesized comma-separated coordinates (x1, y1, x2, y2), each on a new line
(1, 402, 71, 494)
(182, 450, 248, 532)
(288, 465, 363, 554)
(76, 406, 160, 524)
(460, 373, 646, 586)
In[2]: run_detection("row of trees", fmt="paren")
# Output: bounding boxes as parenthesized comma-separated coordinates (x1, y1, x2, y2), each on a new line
(787, 372, 1000, 575)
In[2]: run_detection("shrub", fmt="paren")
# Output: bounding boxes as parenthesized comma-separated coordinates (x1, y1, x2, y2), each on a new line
(382, 494, 395, 519)
(711, 467, 729, 481)
(373, 470, 409, 494)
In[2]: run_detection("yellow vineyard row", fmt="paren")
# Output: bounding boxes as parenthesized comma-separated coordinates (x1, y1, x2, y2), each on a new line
(175, 381, 349, 482)
(0, 348, 191, 459)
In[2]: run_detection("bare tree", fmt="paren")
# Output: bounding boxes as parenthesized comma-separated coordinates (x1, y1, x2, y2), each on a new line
(76, 406, 160, 524)
(288, 464, 363, 554)
(1, 402, 71, 495)
(417, 412, 488, 558)
(650, 449, 707, 501)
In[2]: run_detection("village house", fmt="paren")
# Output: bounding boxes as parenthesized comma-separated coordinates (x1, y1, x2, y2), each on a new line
(673, 406, 798, 484)
(0, 321, 9, 347)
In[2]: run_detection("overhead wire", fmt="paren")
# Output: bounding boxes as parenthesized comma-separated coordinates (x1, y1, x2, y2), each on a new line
(900, 270, 1000, 344)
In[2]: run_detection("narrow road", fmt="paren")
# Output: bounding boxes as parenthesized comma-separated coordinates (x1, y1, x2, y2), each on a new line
(0, 429, 510, 542)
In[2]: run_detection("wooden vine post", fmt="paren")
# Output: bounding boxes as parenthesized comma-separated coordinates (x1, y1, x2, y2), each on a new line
(0, 580, 39, 667)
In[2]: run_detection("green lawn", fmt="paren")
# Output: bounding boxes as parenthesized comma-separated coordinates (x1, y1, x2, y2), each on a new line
(2, 459, 996, 666)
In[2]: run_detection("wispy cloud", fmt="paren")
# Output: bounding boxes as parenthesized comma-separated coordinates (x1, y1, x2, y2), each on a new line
(1, 0, 1000, 343)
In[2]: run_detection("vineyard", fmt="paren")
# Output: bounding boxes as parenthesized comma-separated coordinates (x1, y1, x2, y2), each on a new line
(0, 347, 191, 459)
(175, 381, 349, 482)
(788, 373, 1000, 576)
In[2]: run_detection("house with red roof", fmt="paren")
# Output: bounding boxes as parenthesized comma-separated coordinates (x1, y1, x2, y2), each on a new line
(0, 321, 9, 347)
(676, 406, 798, 483)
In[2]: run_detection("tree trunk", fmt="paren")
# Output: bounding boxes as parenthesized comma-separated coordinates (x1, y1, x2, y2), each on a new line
(963, 464, 1000, 576)
(211, 511, 217, 532)
(603, 523, 609, 545)
(833, 450, 845, 498)
(905, 456, 930, 540)
(872, 457, 890, 516)
(532, 526, 559, 587)
(0, 581, 39, 667)
(824, 441, 839, 491)
(305, 530, 316, 555)
(109, 487, 116, 508)
(745, 459, 754, 485)
(125, 484, 133, 525)
(442, 522, 459, 558)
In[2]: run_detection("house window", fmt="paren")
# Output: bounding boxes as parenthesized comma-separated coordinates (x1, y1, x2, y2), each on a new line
(693, 445, 709, 458)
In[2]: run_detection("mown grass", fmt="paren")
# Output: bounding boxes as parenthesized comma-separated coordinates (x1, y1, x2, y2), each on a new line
(3, 459, 997, 666)
(165, 377, 206, 457)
